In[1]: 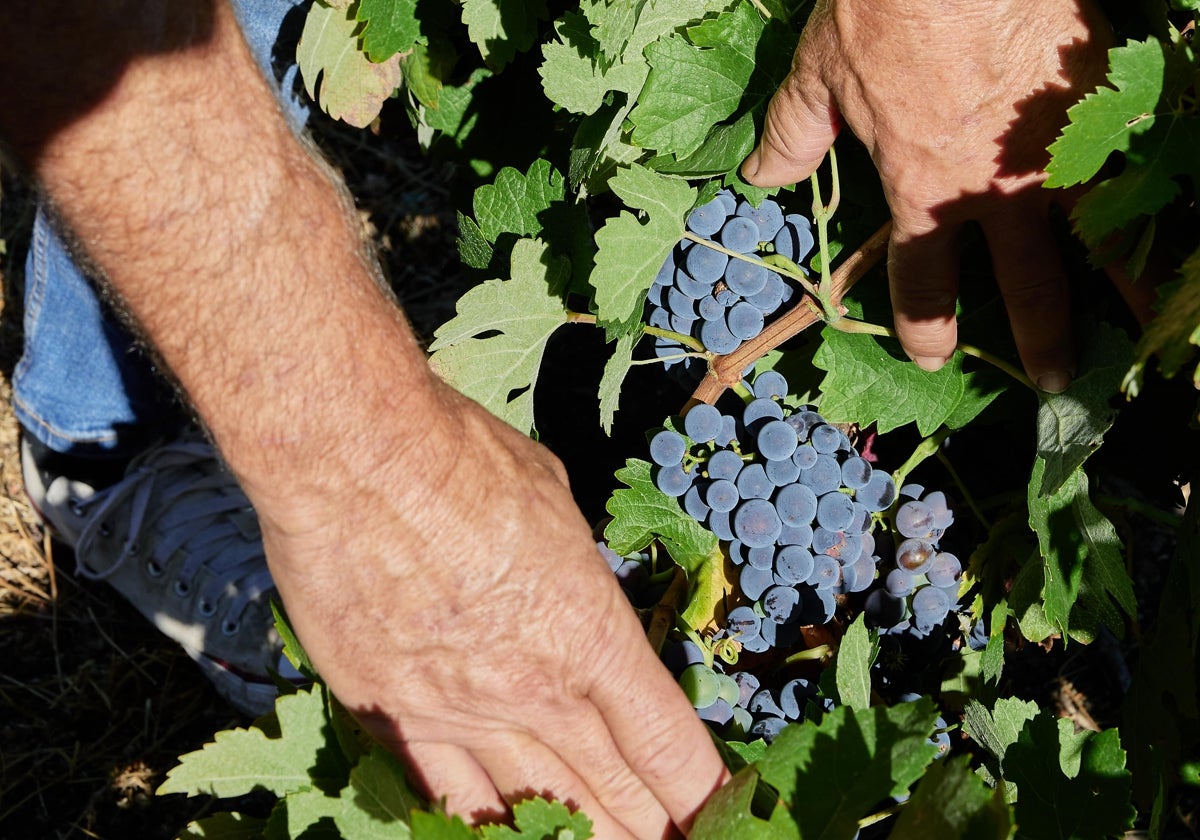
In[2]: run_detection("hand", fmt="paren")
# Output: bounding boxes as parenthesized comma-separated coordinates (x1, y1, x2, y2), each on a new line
(261, 381, 729, 839)
(743, 0, 1112, 391)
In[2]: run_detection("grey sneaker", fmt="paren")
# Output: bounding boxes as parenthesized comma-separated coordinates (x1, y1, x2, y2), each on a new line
(21, 429, 302, 716)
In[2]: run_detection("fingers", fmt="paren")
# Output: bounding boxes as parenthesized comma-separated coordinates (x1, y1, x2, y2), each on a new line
(887, 220, 965, 370)
(587, 637, 730, 834)
(982, 209, 1074, 391)
(403, 740, 507, 825)
(742, 42, 840, 187)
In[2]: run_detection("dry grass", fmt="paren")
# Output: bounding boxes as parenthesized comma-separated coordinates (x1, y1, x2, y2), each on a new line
(0, 102, 463, 838)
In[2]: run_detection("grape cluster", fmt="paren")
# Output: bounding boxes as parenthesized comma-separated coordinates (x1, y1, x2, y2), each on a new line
(863, 485, 964, 638)
(650, 370, 896, 631)
(647, 190, 815, 373)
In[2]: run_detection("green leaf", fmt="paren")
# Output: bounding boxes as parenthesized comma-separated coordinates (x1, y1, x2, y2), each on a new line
(424, 68, 492, 139)
(598, 332, 637, 434)
(411, 811, 477, 839)
(690, 766, 795, 840)
(480, 797, 593, 839)
(889, 756, 1013, 840)
(647, 110, 758, 176)
(473, 160, 567, 243)
(428, 239, 570, 434)
(461, 0, 547, 70)
(962, 697, 1040, 775)
(1045, 38, 1189, 187)
(539, 13, 646, 116)
(326, 746, 422, 839)
(1126, 246, 1200, 393)
(1036, 321, 1133, 497)
(980, 600, 1007, 685)
(756, 701, 940, 836)
(814, 329, 974, 435)
(628, 3, 763, 158)
(835, 614, 877, 712)
(604, 459, 719, 569)
(1027, 460, 1135, 641)
(158, 685, 344, 799)
(457, 211, 495, 271)
(177, 812, 268, 839)
(297, 2, 401, 128)
(401, 40, 456, 109)
(1005, 715, 1135, 839)
(679, 543, 737, 632)
(356, 0, 422, 63)
(272, 600, 317, 680)
(591, 164, 696, 330)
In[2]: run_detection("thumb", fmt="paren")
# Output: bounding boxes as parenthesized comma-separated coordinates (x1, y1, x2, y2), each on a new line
(742, 59, 840, 188)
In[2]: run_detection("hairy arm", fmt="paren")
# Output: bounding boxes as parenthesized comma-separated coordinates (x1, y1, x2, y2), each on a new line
(0, 2, 727, 834)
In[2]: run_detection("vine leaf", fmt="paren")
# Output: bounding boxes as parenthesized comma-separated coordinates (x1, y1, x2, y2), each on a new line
(813, 329, 985, 436)
(410, 811, 477, 839)
(461, 0, 547, 70)
(598, 332, 637, 434)
(423, 68, 492, 141)
(1004, 714, 1135, 839)
(605, 459, 719, 571)
(1045, 37, 1200, 247)
(834, 614, 877, 712)
(591, 165, 695, 332)
(1036, 321, 1133, 497)
(756, 700, 940, 837)
(539, 13, 646, 116)
(689, 766, 791, 840)
(480, 797, 594, 838)
(628, 3, 763, 158)
(297, 2, 401, 128)
(331, 746, 423, 839)
(1026, 460, 1135, 643)
(889, 756, 1013, 840)
(962, 697, 1040, 798)
(158, 685, 344, 800)
(474, 160, 567, 241)
(356, 0, 422, 63)
(1126, 246, 1200, 395)
(679, 543, 737, 633)
(428, 239, 570, 435)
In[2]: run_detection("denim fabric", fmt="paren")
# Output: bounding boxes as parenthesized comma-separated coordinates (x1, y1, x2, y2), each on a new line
(14, 0, 309, 456)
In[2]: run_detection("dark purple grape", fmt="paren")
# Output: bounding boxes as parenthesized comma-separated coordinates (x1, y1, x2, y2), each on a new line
(726, 605, 762, 641)
(743, 397, 784, 428)
(684, 403, 722, 442)
(849, 553, 877, 592)
(675, 269, 714, 299)
(808, 555, 840, 590)
(686, 244, 729, 283)
(799, 454, 842, 496)
(746, 273, 785, 312)
(779, 522, 814, 548)
(752, 371, 788, 399)
(700, 318, 739, 354)
(864, 589, 906, 628)
(696, 698, 735, 725)
(775, 545, 815, 585)
(841, 456, 873, 489)
(706, 448, 744, 481)
(775, 483, 818, 528)
(705, 478, 740, 513)
(714, 189, 738, 215)
(687, 196, 731, 237)
(726, 301, 765, 340)
(927, 552, 962, 589)
(857, 471, 897, 512)
(896, 500, 936, 539)
(766, 456, 801, 486)
(733, 499, 782, 547)
(756, 419, 799, 462)
(735, 463, 773, 500)
(649, 430, 686, 466)
(747, 545, 775, 571)
(759, 615, 801, 647)
(886, 568, 915, 597)
(816, 492, 855, 531)
(750, 716, 788, 742)
(698, 294, 726, 321)
(809, 424, 842, 454)
(724, 259, 768, 296)
(773, 214, 815, 262)
(708, 509, 734, 541)
(740, 563, 775, 600)
(736, 199, 785, 241)
(762, 585, 801, 624)
(718, 216, 760, 253)
(896, 538, 936, 575)
(655, 463, 693, 497)
(683, 484, 710, 521)
(792, 444, 819, 470)
(912, 585, 951, 622)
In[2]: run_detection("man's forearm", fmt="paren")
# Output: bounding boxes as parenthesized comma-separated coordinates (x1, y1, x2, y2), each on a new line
(0, 1, 443, 517)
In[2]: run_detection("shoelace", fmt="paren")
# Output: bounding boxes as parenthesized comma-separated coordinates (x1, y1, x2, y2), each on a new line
(74, 436, 275, 635)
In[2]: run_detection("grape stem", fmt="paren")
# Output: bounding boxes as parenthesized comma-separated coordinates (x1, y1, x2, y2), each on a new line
(810, 145, 842, 320)
(784, 644, 832, 665)
(858, 801, 905, 829)
(688, 220, 893, 406)
(566, 310, 709, 354)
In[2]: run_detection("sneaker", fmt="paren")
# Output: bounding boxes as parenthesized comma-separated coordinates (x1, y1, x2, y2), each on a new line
(21, 428, 303, 716)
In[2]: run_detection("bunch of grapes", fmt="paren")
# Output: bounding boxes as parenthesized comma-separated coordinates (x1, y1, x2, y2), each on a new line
(863, 485, 964, 638)
(647, 190, 815, 373)
(644, 370, 898, 740)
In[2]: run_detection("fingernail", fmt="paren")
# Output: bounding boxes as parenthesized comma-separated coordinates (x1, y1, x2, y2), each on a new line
(1036, 370, 1072, 394)
(742, 149, 761, 181)
(912, 355, 949, 372)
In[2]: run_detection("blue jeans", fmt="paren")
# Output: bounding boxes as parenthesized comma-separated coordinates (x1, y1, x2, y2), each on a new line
(14, 0, 309, 457)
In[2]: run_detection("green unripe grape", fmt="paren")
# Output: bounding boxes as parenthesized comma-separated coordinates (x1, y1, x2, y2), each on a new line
(679, 663, 721, 709)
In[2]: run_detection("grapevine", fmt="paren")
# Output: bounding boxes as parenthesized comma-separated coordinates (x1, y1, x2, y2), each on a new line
(154, 2, 1200, 838)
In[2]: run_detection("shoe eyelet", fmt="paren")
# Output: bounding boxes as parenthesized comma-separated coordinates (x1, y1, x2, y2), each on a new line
(98, 522, 112, 537)
(69, 498, 85, 517)
(221, 619, 240, 636)
(123, 541, 140, 557)
(173, 579, 190, 597)
(145, 559, 164, 578)
(197, 598, 217, 617)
